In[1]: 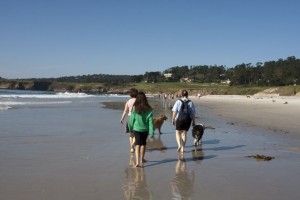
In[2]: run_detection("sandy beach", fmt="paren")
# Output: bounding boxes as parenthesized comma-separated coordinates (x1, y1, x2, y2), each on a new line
(195, 95, 300, 138)
(1, 93, 300, 199)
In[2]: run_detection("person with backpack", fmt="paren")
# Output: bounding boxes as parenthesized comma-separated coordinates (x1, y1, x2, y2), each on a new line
(172, 90, 196, 154)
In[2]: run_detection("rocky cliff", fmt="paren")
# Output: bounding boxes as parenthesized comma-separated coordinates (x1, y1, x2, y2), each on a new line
(0, 80, 34, 90)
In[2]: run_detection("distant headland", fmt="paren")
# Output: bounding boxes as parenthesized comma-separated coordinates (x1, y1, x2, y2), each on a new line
(1, 56, 299, 96)
(1, 80, 299, 97)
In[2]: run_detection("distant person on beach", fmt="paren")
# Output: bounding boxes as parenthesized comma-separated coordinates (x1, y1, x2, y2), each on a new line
(128, 91, 154, 167)
(120, 88, 138, 153)
(172, 90, 196, 154)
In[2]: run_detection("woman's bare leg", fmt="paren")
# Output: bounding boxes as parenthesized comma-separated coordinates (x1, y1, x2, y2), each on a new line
(135, 145, 140, 167)
(181, 131, 187, 153)
(176, 130, 182, 152)
(129, 135, 135, 153)
(140, 145, 146, 163)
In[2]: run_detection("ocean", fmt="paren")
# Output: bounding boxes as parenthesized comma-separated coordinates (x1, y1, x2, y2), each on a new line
(1, 89, 300, 200)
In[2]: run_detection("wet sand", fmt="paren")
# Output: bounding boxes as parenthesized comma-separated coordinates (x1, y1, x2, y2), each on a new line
(1, 96, 300, 199)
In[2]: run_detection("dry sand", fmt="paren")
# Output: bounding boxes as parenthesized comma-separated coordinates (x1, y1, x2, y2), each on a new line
(194, 95, 300, 138)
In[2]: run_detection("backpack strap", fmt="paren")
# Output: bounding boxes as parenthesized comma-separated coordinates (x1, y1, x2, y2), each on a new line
(179, 99, 184, 111)
(179, 99, 190, 112)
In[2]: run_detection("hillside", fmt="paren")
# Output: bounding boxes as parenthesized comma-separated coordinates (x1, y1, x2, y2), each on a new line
(1, 80, 300, 96)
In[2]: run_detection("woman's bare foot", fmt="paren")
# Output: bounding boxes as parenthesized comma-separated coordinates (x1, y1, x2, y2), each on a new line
(135, 163, 140, 167)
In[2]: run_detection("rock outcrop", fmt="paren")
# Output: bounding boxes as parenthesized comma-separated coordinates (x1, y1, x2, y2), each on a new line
(0, 80, 34, 90)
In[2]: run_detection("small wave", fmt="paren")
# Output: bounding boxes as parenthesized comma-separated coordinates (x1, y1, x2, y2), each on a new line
(0, 105, 12, 110)
(0, 101, 72, 106)
(102, 94, 129, 98)
(0, 92, 95, 99)
(56, 92, 94, 97)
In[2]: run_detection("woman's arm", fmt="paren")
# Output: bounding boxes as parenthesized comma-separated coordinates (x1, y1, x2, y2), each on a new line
(171, 100, 179, 126)
(120, 102, 129, 124)
(172, 111, 177, 126)
(148, 112, 154, 138)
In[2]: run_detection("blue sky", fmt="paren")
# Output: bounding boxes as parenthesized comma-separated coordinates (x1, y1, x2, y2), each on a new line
(1, 0, 300, 79)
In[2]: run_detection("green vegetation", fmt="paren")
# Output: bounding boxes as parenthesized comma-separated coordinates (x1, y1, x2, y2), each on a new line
(7, 56, 299, 88)
(2, 56, 300, 95)
(2, 79, 299, 96)
(275, 85, 300, 96)
(120, 82, 270, 95)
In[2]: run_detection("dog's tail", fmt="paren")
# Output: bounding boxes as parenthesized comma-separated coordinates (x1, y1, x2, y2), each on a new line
(203, 125, 215, 130)
(193, 124, 216, 130)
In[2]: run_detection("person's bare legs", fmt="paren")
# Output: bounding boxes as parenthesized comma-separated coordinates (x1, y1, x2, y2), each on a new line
(129, 135, 135, 153)
(180, 131, 187, 153)
(140, 145, 146, 164)
(132, 136, 135, 147)
(176, 130, 182, 152)
(135, 145, 140, 167)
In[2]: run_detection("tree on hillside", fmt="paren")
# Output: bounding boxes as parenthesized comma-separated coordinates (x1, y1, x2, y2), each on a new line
(164, 66, 189, 81)
(10, 56, 300, 87)
(143, 71, 162, 83)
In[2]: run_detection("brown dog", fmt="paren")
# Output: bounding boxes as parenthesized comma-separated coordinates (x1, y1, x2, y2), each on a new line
(153, 115, 168, 134)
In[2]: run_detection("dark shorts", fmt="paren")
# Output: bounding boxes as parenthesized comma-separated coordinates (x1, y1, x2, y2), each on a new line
(133, 130, 149, 146)
(176, 119, 192, 131)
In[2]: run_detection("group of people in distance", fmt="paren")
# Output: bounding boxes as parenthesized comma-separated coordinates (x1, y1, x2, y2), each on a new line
(120, 88, 196, 167)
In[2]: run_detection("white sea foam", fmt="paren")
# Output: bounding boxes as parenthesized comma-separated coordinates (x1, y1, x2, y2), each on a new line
(104, 94, 128, 98)
(0, 105, 12, 110)
(0, 101, 72, 106)
(0, 92, 95, 99)
(0, 91, 129, 110)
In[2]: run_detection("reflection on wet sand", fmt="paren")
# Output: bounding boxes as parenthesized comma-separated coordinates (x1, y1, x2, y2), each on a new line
(147, 135, 167, 152)
(122, 155, 152, 200)
(171, 155, 195, 200)
(192, 148, 205, 164)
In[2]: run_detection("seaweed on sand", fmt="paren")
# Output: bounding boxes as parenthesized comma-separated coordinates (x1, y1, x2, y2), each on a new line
(246, 154, 275, 161)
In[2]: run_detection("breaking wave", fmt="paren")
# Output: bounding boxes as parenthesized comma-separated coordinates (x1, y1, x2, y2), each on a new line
(0, 91, 95, 99)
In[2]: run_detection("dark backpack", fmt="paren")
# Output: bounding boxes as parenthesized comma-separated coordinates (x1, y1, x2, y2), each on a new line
(177, 99, 191, 122)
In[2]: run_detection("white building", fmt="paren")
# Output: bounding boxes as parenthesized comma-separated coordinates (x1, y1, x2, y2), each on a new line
(164, 73, 173, 78)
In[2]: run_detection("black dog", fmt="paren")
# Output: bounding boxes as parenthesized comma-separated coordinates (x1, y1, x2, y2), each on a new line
(192, 124, 205, 146)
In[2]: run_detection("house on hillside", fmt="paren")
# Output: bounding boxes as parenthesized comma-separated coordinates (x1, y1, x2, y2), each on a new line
(180, 77, 192, 82)
(221, 79, 231, 84)
(163, 73, 173, 78)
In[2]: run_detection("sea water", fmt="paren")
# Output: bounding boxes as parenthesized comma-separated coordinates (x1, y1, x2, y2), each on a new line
(0, 89, 126, 110)
(0, 89, 137, 199)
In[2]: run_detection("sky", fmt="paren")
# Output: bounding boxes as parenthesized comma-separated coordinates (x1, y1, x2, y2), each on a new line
(1, 0, 300, 79)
